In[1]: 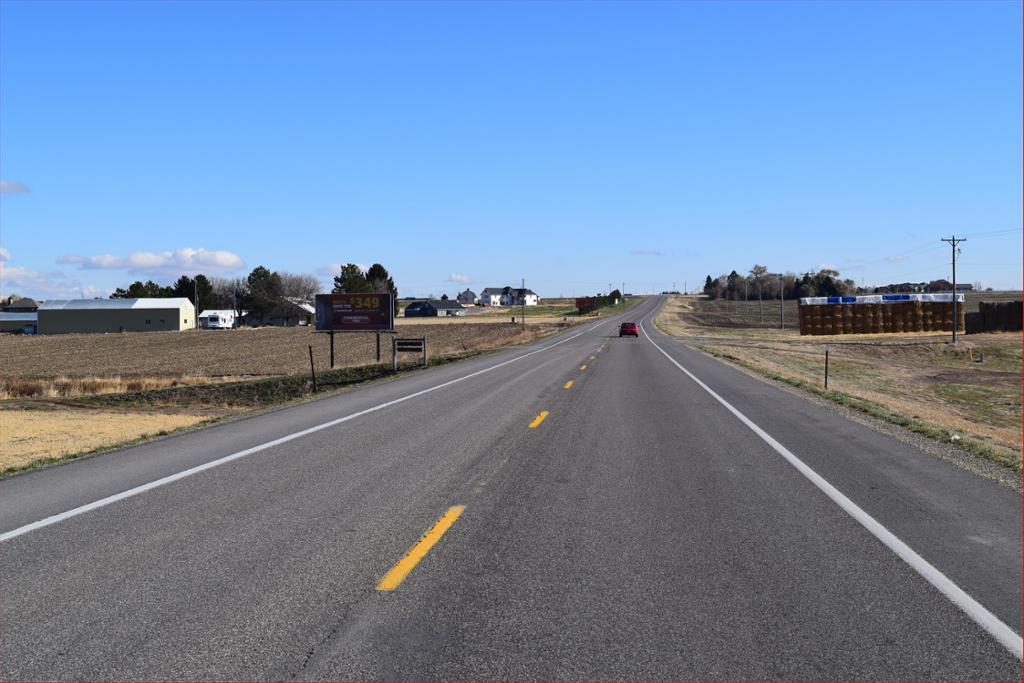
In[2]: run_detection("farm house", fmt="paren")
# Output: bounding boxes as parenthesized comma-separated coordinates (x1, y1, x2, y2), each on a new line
(403, 300, 466, 317)
(479, 286, 540, 306)
(38, 298, 196, 334)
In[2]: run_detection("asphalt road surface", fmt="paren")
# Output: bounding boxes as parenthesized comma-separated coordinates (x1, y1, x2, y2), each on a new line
(2, 296, 1021, 681)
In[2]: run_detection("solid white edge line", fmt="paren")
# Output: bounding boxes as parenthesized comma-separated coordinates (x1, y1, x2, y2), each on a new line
(639, 315, 1023, 660)
(1, 312, 628, 544)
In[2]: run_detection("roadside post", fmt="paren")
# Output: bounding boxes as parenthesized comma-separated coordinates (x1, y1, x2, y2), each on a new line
(824, 345, 830, 389)
(521, 277, 526, 329)
(308, 345, 317, 392)
(329, 331, 335, 369)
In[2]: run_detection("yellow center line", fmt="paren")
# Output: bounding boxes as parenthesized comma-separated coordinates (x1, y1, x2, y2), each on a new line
(580, 364, 587, 370)
(563, 380, 573, 389)
(529, 410, 549, 428)
(376, 505, 465, 591)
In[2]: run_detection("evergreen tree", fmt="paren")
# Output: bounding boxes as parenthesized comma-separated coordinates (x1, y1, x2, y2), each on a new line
(332, 264, 371, 293)
(246, 266, 284, 319)
(364, 263, 399, 316)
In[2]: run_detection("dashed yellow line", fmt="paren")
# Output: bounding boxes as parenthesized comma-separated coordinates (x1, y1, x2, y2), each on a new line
(529, 410, 549, 428)
(376, 505, 465, 591)
(563, 380, 573, 389)
(580, 364, 587, 370)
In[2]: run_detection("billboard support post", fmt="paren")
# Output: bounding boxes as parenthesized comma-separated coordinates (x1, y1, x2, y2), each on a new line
(329, 332, 335, 369)
(308, 345, 317, 392)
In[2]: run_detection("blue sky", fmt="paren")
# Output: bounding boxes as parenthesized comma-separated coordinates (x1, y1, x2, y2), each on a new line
(1, 0, 1020, 299)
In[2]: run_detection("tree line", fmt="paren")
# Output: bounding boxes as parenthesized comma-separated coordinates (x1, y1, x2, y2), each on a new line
(701, 266, 968, 301)
(108, 262, 399, 323)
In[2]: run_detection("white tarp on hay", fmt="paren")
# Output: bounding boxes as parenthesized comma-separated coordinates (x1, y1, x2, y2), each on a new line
(799, 293, 965, 305)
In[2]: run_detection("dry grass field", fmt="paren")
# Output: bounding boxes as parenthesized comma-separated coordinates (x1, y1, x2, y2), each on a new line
(0, 321, 566, 382)
(0, 409, 220, 472)
(0, 320, 573, 474)
(655, 295, 1022, 472)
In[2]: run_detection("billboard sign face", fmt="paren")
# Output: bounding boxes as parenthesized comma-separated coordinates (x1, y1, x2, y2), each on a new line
(315, 293, 394, 332)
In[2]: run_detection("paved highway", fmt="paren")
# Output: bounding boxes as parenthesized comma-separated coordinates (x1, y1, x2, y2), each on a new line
(1, 296, 1020, 680)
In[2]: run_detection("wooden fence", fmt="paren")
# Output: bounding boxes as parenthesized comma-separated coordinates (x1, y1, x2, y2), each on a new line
(964, 301, 1023, 334)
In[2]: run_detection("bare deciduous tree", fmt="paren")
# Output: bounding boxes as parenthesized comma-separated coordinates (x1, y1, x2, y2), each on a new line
(279, 272, 321, 301)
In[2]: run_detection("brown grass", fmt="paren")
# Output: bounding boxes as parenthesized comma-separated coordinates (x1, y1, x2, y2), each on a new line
(0, 320, 578, 474)
(0, 374, 253, 400)
(0, 322, 567, 380)
(655, 296, 1022, 471)
(0, 408, 214, 473)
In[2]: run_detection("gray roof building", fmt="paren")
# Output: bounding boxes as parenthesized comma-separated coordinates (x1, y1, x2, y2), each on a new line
(1, 297, 39, 312)
(404, 299, 466, 317)
(38, 298, 195, 334)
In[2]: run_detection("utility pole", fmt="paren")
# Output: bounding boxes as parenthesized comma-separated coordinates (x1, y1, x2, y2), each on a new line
(194, 276, 199, 330)
(779, 274, 784, 329)
(941, 235, 966, 343)
(521, 277, 526, 328)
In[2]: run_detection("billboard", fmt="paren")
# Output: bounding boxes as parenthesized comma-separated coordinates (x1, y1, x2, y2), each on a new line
(315, 293, 394, 332)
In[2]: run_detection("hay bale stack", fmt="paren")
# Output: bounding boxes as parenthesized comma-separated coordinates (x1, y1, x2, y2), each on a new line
(891, 302, 905, 333)
(921, 303, 935, 331)
(867, 303, 884, 333)
(841, 305, 854, 334)
(810, 305, 824, 335)
(939, 301, 954, 331)
(852, 305, 865, 334)
(898, 301, 919, 333)
(881, 304, 893, 333)
(909, 301, 924, 332)
(819, 306, 832, 334)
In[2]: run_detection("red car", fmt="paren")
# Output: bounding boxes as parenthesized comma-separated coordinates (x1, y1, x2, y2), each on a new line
(619, 322, 639, 337)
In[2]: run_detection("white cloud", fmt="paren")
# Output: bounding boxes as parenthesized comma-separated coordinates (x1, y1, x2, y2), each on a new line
(885, 255, 908, 263)
(0, 247, 10, 262)
(0, 261, 105, 299)
(0, 180, 30, 195)
(317, 262, 368, 277)
(630, 249, 664, 256)
(63, 247, 246, 274)
(819, 263, 838, 271)
(447, 272, 471, 284)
